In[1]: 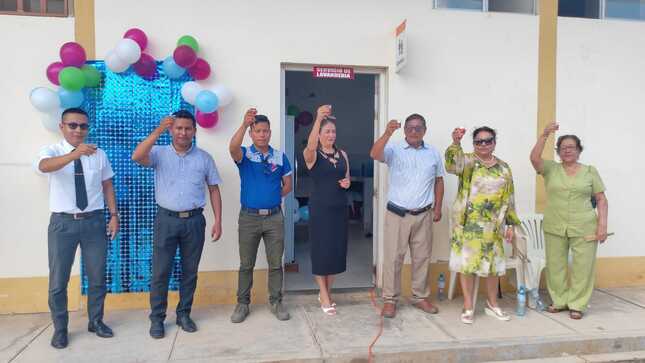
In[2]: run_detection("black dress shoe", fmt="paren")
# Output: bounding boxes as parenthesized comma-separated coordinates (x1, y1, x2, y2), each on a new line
(176, 315, 197, 333)
(88, 320, 114, 338)
(51, 330, 68, 349)
(149, 321, 164, 339)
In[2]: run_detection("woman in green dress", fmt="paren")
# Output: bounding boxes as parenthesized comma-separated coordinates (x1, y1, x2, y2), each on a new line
(446, 126, 520, 324)
(530, 123, 608, 320)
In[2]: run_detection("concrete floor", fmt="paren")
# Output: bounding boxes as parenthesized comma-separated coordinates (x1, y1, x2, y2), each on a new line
(3, 287, 645, 363)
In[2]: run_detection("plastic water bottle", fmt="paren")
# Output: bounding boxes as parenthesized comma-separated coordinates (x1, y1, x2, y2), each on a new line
(530, 288, 545, 311)
(516, 286, 527, 316)
(437, 273, 446, 301)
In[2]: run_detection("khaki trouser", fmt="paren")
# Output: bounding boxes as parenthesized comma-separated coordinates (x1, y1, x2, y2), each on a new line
(545, 232, 598, 312)
(382, 209, 433, 304)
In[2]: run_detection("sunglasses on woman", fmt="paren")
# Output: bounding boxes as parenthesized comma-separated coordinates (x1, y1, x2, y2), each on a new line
(63, 122, 90, 131)
(473, 137, 495, 146)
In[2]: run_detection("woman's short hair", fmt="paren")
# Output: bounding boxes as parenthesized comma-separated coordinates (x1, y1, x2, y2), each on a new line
(472, 126, 497, 140)
(556, 135, 584, 152)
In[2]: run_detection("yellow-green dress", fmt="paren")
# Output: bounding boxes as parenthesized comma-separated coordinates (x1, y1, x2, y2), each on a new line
(445, 144, 520, 277)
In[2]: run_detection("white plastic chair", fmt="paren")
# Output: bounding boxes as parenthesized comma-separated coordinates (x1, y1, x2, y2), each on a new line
(517, 214, 547, 291)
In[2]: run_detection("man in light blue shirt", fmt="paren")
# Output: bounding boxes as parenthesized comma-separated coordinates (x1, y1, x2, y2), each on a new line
(370, 113, 444, 318)
(132, 110, 222, 338)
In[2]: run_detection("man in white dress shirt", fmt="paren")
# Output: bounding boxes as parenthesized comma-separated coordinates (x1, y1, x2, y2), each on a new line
(36, 108, 119, 349)
(370, 113, 445, 318)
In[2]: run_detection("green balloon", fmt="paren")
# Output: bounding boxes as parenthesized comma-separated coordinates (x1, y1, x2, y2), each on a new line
(177, 35, 199, 52)
(58, 67, 85, 91)
(287, 105, 300, 116)
(81, 65, 101, 88)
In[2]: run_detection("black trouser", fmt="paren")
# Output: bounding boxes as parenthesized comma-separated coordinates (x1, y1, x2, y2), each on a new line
(48, 212, 107, 332)
(149, 209, 206, 323)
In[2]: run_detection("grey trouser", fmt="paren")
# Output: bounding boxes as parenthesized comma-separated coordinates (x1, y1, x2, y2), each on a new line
(48, 211, 107, 331)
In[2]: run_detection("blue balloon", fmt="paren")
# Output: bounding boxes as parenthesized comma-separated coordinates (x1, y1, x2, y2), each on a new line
(162, 56, 186, 79)
(298, 206, 310, 222)
(58, 89, 84, 108)
(194, 90, 219, 113)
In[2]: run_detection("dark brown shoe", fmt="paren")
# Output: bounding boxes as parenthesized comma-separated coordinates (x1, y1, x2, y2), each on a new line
(382, 302, 396, 318)
(413, 299, 439, 314)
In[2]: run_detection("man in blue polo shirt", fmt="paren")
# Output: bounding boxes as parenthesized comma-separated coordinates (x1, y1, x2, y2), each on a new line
(228, 108, 292, 323)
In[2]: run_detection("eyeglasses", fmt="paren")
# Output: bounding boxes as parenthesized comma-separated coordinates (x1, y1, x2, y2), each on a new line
(404, 126, 425, 133)
(63, 122, 89, 131)
(473, 137, 495, 146)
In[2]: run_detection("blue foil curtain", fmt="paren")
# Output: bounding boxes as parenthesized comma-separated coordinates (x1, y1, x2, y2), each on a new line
(80, 61, 193, 294)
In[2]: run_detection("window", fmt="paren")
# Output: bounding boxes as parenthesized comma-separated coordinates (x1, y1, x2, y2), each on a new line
(435, 0, 484, 11)
(434, 0, 537, 14)
(0, 0, 68, 16)
(605, 0, 645, 20)
(489, 0, 536, 14)
(558, 0, 601, 19)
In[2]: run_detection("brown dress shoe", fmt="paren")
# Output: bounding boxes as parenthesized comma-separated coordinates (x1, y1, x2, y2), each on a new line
(382, 302, 396, 318)
(413, 299, 439, 314)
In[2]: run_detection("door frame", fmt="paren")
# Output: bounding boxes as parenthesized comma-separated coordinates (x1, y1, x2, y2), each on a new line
(280, 62, 388, 286)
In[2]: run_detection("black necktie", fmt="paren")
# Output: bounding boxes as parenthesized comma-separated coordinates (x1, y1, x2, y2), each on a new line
(74, 157, 88, 211)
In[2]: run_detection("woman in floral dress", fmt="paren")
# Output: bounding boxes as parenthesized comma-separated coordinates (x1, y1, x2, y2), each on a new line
(445, 126, 520, 324)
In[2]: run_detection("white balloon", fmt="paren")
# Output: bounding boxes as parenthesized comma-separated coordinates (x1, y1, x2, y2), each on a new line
(114, 38, 141, 64)
(181, 81, 202, 105)
(30, 87, 60, 113)
(212, 84, 233, 107)
(41, 109, 63, 132)
(105, 50, 130, 73)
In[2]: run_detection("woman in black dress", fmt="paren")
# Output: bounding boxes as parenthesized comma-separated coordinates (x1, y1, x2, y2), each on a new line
(303, 104, 350, 316)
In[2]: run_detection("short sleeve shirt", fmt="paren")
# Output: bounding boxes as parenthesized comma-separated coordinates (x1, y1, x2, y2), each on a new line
(541, 160, 605, 237)
(383, 140, 445, 210)
(236, 145, 292, 209)
(149, 144, 221, 211)
(35, 140, 114, 213)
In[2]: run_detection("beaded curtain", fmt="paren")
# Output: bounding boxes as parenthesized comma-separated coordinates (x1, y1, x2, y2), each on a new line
(80, 61, 194, 293)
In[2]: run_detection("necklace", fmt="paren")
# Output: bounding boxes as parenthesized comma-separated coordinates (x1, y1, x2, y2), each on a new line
(475, 154, 496, 167)
(318, 148, 340, 168)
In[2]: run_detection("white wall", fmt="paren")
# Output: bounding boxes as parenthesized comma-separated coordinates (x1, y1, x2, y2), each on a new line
(557, 17, 645, 257)
(2, 0, 641, 281)
(0, 16, 75, 277)
(93, 0, 540, 269)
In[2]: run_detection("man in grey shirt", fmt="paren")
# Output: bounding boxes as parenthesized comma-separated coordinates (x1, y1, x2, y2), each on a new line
(132, 110, 222, 339)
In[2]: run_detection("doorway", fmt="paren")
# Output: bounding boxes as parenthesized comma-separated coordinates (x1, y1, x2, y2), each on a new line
(281, 65, 382, 291)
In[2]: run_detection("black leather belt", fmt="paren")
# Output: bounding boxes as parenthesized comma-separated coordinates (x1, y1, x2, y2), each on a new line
(387, 202, 432, 217)
(241, 206, 281, 216)
(158, 206, 203, 218)
(53, 210, 103, 220)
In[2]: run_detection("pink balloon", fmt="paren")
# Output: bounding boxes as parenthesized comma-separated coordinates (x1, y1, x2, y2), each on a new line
(295, 111, 314, 126)
(46, 61, 64, 85)
(59, 42, 86, 67)
(187, 58, 211, 80)
(173, 45, 197, 68)
(196, 110, 219, 128)
(124, 28, 148, 50)
(133, 53, 156, 79)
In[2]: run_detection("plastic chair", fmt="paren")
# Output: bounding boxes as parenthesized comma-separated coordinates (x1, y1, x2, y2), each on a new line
(517, 214, 547, 291)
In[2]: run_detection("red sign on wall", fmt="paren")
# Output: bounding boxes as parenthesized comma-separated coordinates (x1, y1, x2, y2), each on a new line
(312, 66, 355, 80)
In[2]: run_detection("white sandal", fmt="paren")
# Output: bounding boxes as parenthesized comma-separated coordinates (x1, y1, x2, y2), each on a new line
(485, 301, 511, 321)
(318, 294, 337, 307)
(321, 305, 337, 316)
(461, 309, 474, 324)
